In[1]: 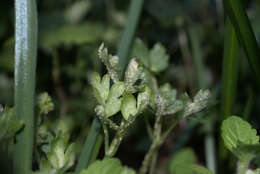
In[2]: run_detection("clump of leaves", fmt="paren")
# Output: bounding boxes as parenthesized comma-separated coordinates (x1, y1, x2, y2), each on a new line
(90, 41, 211, 174)
(39, 133, 76, 174)
(0, 105, 23, 141)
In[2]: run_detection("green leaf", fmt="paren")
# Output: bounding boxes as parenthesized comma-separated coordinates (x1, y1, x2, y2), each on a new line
(137, 85, 151, 112)
(79, 158, 136, 174)
(98, 44, 120, 82)
(130, 38, 149, 67)
(90, 72, 110, 105)
(46, 133, 76, 171)
(149, 43, 169, 73)
(40, 22, 105, 50)
(184, 164, 213, 174)
(158, 84, 183, 115)
(221, 116, 259, 158)
(121, 93, 137, 120)
(124, 59, 143, 92)
(169, 148, 212, 174)
(0, 107, 24, 141)
(105, 82, 125, 117)
(182, 89, 210, 117)
(168, 148, 196, 174)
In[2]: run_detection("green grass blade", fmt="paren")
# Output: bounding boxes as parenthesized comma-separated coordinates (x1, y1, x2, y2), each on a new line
(220, 18, 240, 121)
(118, 0, 144, 73)
(75, 118, 101, 173)
(224, 0, 260, 86)
(219, 17, 240, 168)
(13, 0, 38, 173)
(75, 1, 144, 172)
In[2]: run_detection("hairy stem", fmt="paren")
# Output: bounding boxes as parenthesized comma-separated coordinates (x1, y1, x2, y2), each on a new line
(139, 114, 163, 174)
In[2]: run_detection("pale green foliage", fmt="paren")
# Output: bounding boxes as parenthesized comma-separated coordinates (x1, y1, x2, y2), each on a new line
(38, 92, 54, 115)
(121, 93, 138, 120)
(130, 38, 169, 73)
(79, 158, 136, 174)
(98, 43, 120, 82)
(90, 72, 110, 105)
(0, 106, 23, 141)
(221, 116, 260, 159)
(149, 43, 169, 73)
(91, 72, 125, 118)
(124, 58, 143, 92)
(157, 83, 184, 116)
(137, 85, 152, 112)
(105, 82, 125, 117)
(40, 133, 76, 174)
(169, 148, 213, 174)
(182, 89, 210, 117)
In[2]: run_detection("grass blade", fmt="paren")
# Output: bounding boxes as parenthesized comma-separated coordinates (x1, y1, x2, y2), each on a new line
(224, 0, 260, 86)
(75, 118, 101, 173)
(219, 17, 240, 170)
(13, 0, 38, 173)
(118, 0, 144, 73)
(220, 18, 240, 121)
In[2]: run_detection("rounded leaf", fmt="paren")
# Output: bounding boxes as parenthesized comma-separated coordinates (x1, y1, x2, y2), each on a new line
(221, 116, 259, 154)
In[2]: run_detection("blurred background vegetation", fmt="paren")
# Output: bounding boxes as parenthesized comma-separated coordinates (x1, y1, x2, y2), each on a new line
(1, 0, 260, 173)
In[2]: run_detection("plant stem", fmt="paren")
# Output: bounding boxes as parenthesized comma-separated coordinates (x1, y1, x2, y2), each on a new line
(13, 0, 38, 173)
(205, 133, 217, 174)
(237, 157, 251, 174)
(75, 118, 101, 173)
(106, 119, 129, 157)
(149, 152, 158, 174)
(139, 113, 163, 174)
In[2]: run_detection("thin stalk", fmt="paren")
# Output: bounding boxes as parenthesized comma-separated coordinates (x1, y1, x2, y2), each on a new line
(149, 152, 158, 174)
(219, 17, 240, 163)
(118, 0, 144, 73)
(224, 0, 260, 86)
(75, 118, 101, 173)
(76, 0, 144, 170)
(13, 0, 38, 173)
(139, 113, 163, 174)
(188, 26, 216, 174)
